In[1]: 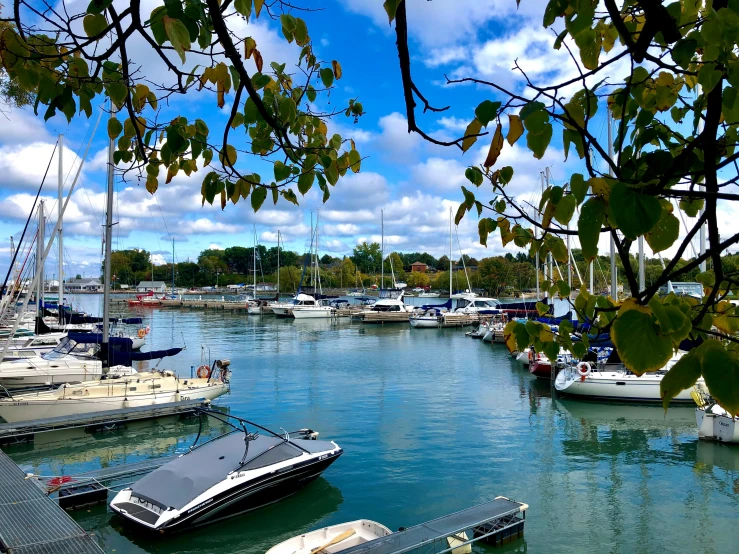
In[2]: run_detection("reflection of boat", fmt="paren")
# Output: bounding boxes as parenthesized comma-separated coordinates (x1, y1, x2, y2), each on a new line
(556, 398, 695, 428)
(267, 520, 392, 554)
(110, 416, 343, 532)
(409, 308, 442, 328)
(695, 439, 739, 471)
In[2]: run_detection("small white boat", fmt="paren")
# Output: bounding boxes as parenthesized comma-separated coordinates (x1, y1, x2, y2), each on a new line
(292, 304, 335, 319)
(266, 520, 393, 554)
(466, 322, 489, 338)
(695, 391, 739, 443)
(409, 308, 442, 328)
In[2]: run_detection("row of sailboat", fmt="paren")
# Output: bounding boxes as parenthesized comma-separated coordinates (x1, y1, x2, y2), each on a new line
(0, 110, 232, 424)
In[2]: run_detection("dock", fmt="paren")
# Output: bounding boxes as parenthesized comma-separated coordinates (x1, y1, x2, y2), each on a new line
(341, 497, 528, 554)
(358, 312, 411, 324)
(0, 399, 207, 445)
(0, 449, 104, 553)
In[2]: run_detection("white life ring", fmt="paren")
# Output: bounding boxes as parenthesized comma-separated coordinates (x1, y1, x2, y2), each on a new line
(577, 361, 591, 377)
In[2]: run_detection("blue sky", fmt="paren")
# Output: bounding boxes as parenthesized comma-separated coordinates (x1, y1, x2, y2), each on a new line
(0, 0, 717, 280)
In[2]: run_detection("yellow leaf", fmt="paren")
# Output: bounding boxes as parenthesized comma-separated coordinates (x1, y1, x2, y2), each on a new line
(244, 37, 257, 59)
(145, 174, 158, 194)
(589, 177, 610, 199)
(253, 48, 263, 73)
(483, 123, 504, 168)
(506, 114, 524, 145)
(332, 60, 342, 80)
(254, 0, 264, 17)
(217, 81, 225, 108)
(220, 188, 227, 210)
(318, 121, 328, 137)
(220, 145, 237, 166)
(462, 118, 482, 153)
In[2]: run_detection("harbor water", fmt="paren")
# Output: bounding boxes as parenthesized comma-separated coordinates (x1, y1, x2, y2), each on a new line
(5, 295, 738, 553)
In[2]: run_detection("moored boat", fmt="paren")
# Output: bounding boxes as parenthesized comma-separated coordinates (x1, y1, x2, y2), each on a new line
(266, 520, 393, 554)
(695, 391, 739, 443)
(110, 416, 342, 532)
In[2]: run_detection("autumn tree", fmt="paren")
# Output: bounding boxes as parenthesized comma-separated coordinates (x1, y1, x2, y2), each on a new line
(0, 0, 362, 210)
(385, 0, 739, 410)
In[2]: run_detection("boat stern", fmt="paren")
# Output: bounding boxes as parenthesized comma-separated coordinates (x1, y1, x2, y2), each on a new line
(110, 488, 176, 531)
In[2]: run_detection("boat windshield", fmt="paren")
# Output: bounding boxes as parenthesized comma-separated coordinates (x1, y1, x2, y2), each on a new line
(41, 337, 99, 360)
(473, 300, 500, 308)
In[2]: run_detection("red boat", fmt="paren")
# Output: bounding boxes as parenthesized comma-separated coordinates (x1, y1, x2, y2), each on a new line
(528, 351, 559, 379)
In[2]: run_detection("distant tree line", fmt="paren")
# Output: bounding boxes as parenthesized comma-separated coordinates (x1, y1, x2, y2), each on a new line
(107, 243, 719, 296)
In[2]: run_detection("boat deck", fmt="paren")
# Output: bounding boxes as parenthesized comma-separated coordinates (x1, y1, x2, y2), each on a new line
(0, 399, 207, 445)
(340, 497, 527, 554)
(0, 449, 103, 553)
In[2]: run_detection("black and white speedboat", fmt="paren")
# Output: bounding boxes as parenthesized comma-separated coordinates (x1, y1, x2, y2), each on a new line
(110, 413, 343, 532)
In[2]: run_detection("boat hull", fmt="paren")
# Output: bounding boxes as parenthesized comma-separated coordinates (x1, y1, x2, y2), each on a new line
(409, 317, 439, 328)
(0, 383, 228, 423)
(696, 407, 739, 443)
(266, 520, 393, 554)
(554, 369, 698, 402)
(292, 309, 334, 319)
(529, 360, 557, 379)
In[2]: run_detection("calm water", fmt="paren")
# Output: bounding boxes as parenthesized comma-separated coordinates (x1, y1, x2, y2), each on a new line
(6, 296, 739, 553)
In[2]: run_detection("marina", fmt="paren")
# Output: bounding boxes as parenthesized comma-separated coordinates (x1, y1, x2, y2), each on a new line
(0, 295, 735, 553)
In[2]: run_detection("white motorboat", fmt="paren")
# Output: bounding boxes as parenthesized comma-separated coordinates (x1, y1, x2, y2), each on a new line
(554, 351, 705, 402)
(466, 322, 489, 338)
(358, 295, 412, 323)
(110, 415, 342, 532)
(418, 292, 440, 298)
(449, 294, 501, 315)
(266, 520, 393, 554)
(2, 332, 66, 360)
(409, 308, 442, 328)
(695, 392, 739, 443)
(0, 362, 231, 423)
(269, 301, 295, 317)
(292, 304, 336, 319)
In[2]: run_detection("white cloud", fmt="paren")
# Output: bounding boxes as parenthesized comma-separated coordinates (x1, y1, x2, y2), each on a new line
(0, 107, 53, 145)
(0, 142, 87, 190)
(377, 112, 421, 162)
(150, 253, 167, 265)
(411, 158, 467, 192)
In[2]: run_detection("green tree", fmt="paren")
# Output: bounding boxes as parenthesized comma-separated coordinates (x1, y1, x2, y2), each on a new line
(1, 0, 363, 211)
(387, 252, 406, 283)
(436, 255, 450, 271)
(406, 271, 430, 288)
(351, 242, 382, 274)
(384, 0, 739, 409)
(223, 246, 251, 274)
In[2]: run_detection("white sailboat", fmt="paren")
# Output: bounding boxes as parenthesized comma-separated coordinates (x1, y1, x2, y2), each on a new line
(266, 520, 393, 554)
(293, 213, 334, 319)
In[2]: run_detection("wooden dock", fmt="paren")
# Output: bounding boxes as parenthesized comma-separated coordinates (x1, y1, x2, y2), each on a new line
(359, 312, 411, 324)
(0, 449, 104, 552)
(440, 313, 480, 327)
(0, 399, 207, 445)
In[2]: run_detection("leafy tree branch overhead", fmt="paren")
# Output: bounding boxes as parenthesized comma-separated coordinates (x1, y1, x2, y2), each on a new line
(385, 0, 739, 410)
(0, 0, 364, 211)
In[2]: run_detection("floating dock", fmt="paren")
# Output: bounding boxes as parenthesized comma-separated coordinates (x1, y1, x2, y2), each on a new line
(358, 312, 411, 324)
(0, 449, 104, 553)
(0, 399, 207, 445)
(340, 497, 527, 554)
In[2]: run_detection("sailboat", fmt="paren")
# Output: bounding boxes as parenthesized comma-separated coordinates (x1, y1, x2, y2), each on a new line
(293, 213, 335, 319)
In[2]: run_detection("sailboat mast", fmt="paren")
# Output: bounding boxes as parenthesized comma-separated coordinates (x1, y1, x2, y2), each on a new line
(172, 238, 175, 294)
(449, 207, 452, 297)
(607, 111, 617, 298)
(36, 201, 44, 313)
(58, 134, 63, 316)
(381, 209, 384, 291)
(253, 225, 257, 295)
(102, 107, 115, 362)
(277, 230, 280, 298)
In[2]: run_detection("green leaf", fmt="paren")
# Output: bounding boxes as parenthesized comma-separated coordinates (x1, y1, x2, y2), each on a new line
(348, 149, 361, 173)
(570, 173, 587, 204)
(454, 203, 467, 225)
(648, 297, 692, 344)
(107, 118, 123, 140)
(609, 182, 662, 240)
(697, 63, 723, 93)
(219, 144, 237, 166)
(519, 101, 545, 121)
(660, 350, 702, 410)
(462, 118, 482, 152)
(578, 197, 604, 262)
(465, 167, 484, 186)
(671, 38, 697, 69)
(383, 0, 402, 23)
(536, 302, 550, 316)
(554, 195, 576, 226)
(474, 100, 501, 127)
(297, 171, 315, 195)
(646, 209, 679, 254)
(86, 0, 113, 15)
(234, 0, 252, 20)
(611, 303, 674, 375)
(320, 68, 334, 88)
(523, 110, 552, 159)
(251, 185, 267, 211)
(164, 17, 191, 63)
(273, 161, 290, 181)
(699, 341, 739, 416)
(83, 14, 107, 37)
(478, 218, 497, 246)
(556, 280, 570, 298)
(244, 97, 260, 124)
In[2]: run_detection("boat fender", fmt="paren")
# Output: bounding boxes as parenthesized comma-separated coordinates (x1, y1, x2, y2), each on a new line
(145, 325, 151, 334)
(137, 328, 146, 339)
(196, 365, 210, 379)
(577, 361, 591, 378)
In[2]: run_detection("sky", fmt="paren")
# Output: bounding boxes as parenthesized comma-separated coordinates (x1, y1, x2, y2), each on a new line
(0, 0, 726, 282)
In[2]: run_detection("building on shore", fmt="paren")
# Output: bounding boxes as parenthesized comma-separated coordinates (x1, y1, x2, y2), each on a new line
(64, 278, 103, 293)
(136, 281, 167, 293)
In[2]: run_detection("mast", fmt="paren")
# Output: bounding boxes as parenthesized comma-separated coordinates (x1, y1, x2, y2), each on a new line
(316, 210, 322, 295)
(449, 207, 453, 296)
(277, 230, 280, 298)
(57, 134, 63, 317)
(171, 237, 175, 294)
(381, 209, 384, 291)
(607, 111, 617, 298)
(36, 201, 44, 313)
(102, 106, 115, 365)
(253, 225, 257, 296)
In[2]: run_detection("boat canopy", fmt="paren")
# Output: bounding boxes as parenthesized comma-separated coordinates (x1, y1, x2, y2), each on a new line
(64, 333, 182, 366)
(420, 298, 452, 310)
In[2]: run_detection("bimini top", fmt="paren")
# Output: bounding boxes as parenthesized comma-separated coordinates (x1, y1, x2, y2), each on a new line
(130, 432, 337, 510)
(56, 333, 182, 366)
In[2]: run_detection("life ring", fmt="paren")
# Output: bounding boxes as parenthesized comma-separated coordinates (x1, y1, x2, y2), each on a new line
(577, 361, 591, 377)
(196, 365, 210, 379)
(145, 325, 151, 335)
(137, 328, 146, 339)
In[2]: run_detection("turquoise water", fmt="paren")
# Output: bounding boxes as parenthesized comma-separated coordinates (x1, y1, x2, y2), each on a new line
(5, 297, 739, 553)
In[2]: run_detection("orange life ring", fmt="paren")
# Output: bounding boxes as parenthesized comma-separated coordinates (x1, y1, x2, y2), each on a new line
(196, 365, 210, 379)
(577, 362, 591, 377)
(137, 328, 146, 339)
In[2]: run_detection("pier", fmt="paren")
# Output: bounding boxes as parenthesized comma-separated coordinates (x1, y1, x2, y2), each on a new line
(0, 399, 208, 445)
(340, 497, 528, 554)
(0, 449, 103, 553)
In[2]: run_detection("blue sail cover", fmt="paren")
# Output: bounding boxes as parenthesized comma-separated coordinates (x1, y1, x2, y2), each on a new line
(66, 333, 182, 367)
(420, 298, 452, 310)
